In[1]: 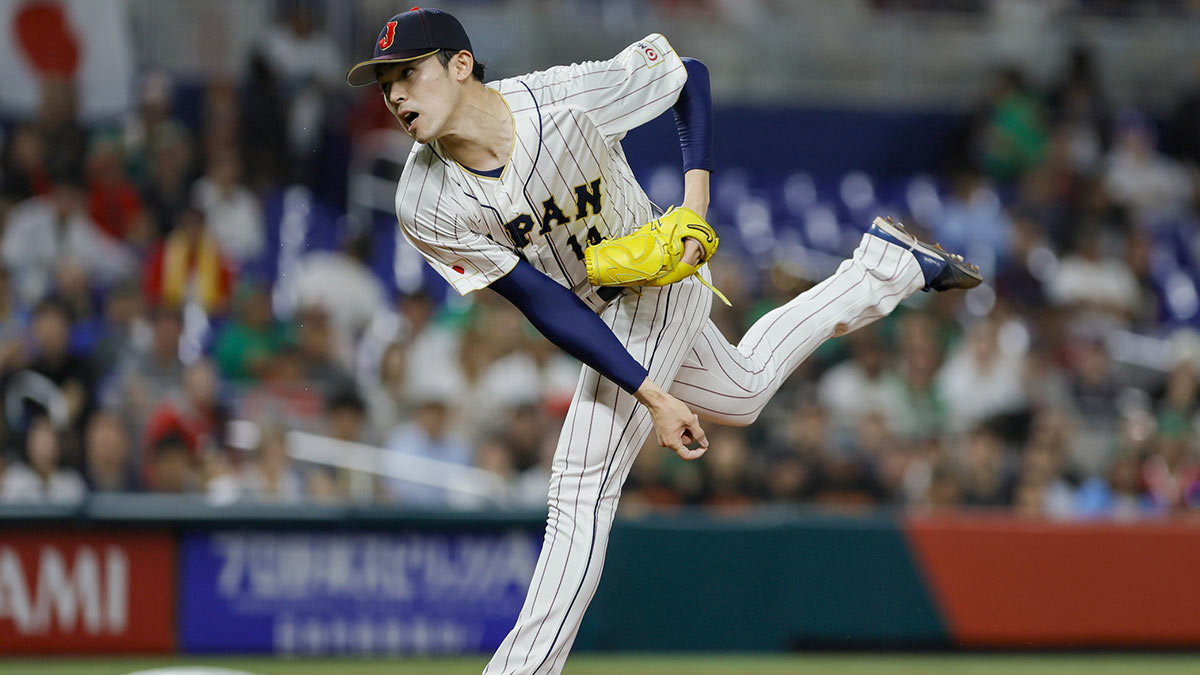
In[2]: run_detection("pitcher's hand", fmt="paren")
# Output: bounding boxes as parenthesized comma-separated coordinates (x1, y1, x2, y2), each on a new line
(635, 378, 708, 460)
(681, 237, 702, 267)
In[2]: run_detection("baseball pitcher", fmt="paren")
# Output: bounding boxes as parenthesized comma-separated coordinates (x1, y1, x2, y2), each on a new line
(347, 8, 981, 674)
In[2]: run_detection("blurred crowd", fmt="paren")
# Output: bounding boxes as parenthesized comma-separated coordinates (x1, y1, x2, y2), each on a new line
(1, 4, 1200, 521)
(869, 0, 1200, 14)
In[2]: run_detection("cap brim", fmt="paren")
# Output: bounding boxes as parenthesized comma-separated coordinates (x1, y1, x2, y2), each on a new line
(345, 48, 440, 87)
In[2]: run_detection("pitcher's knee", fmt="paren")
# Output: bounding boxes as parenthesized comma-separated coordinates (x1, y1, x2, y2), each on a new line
(546, 497, 597, 530)
(705, 405, 761, 427)
(740, 406, 764, 426)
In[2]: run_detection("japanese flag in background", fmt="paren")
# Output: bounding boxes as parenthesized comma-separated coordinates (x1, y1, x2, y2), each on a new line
(0, 0, 134, 122)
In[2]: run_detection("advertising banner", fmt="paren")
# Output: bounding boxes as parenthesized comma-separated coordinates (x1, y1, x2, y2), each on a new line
(0, 529, 175, 654)
(180, 530, 541, 654)
(906, 515, 1200, 647)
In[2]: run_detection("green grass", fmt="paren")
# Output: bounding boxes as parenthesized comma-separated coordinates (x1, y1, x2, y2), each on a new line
(6, 653, 1200, 675)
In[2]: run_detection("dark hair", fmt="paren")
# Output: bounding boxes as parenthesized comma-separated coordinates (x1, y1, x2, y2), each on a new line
(47, 151, 86, 190)
(153, 433, 190, 458)
(437, 49, 485, 82)
(33, 296, 72, 323)
(997, 66, 1027, 93)
(327, 388, 366, 415)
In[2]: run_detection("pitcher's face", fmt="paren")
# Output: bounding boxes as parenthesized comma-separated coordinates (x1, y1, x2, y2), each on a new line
(379, 54, 463, 144)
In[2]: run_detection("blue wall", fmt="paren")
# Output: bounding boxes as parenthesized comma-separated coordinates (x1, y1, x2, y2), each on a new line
(623, 105, 966, 177)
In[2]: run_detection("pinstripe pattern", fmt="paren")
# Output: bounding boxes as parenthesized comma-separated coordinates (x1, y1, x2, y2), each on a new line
(509, 65, 627, 113)
(514, 81, 578, 288)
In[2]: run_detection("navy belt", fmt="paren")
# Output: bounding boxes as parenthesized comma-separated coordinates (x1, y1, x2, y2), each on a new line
(597, 286, 624, 302)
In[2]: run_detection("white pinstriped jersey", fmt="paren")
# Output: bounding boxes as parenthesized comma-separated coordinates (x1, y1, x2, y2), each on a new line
(394, 33, 687, 312)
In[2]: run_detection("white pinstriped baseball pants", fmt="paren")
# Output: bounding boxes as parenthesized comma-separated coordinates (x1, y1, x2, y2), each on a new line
(484, 232, 925, 674)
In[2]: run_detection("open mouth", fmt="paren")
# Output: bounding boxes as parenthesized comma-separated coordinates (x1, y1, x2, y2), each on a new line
(402, 111, 419, 128)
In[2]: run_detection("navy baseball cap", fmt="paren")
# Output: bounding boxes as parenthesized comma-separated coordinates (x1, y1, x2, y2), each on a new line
(346, 7, 473, 87)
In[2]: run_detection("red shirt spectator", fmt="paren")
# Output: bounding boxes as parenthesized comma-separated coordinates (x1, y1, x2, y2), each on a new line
(141, 360, 227, 490)
(87, 137, 147, 242)
(89, 179, 145, 241)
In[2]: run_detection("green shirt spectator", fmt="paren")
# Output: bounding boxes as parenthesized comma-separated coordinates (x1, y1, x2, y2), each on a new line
(214, 281, 293, 381)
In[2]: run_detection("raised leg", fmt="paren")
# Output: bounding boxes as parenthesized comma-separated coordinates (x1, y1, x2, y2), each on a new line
(670, 231, 925, 425)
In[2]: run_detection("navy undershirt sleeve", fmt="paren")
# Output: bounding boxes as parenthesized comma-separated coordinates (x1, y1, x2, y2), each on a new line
(673, 57, 714, 173)
(490, 259, 649, 394)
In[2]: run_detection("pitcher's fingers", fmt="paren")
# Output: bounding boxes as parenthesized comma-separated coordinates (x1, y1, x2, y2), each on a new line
(661, 432, 688, 458)
(688, 414, 708, 449)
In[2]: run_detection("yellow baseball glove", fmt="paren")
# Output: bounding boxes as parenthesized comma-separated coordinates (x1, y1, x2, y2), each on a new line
(584, 206, 730, 305)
